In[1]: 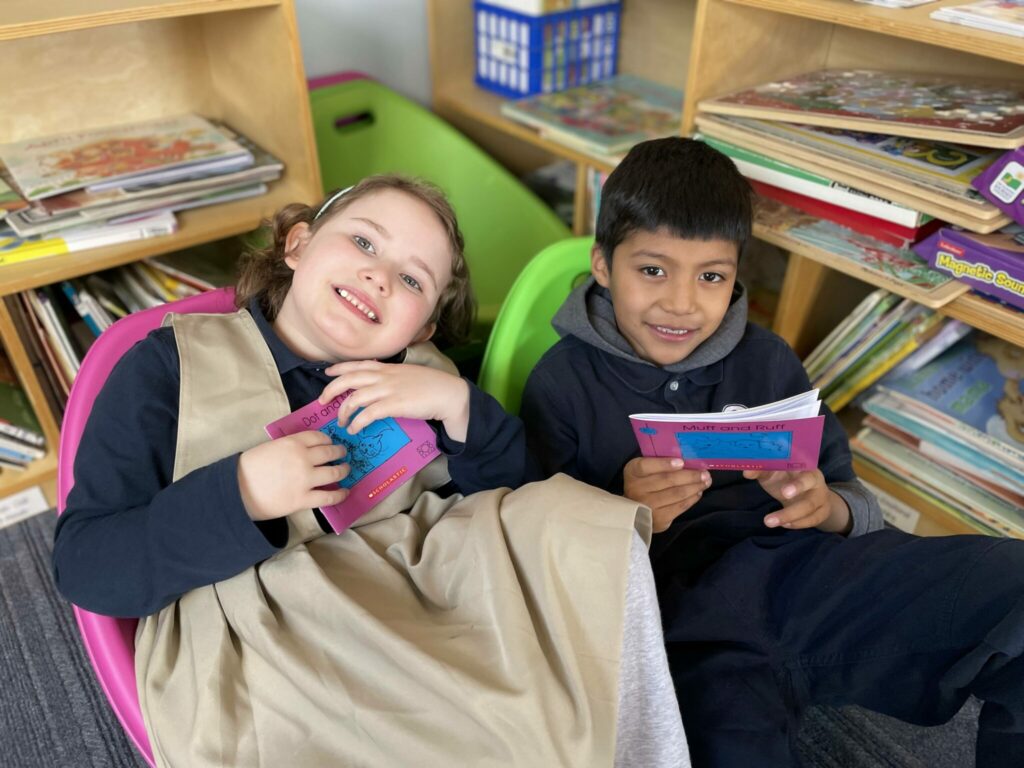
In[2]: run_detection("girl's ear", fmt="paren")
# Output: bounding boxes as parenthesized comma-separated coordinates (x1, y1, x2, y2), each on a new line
(412, 321, 437, 345)
(591, 244, 611, 288)
(283, 222, 312, 270)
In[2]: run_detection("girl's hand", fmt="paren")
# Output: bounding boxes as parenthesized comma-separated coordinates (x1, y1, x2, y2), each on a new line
(320, 361, 471, 442)
(743, 468, 852, 534)
(623, 456, 712, 533)
(238, 431, 349, 521)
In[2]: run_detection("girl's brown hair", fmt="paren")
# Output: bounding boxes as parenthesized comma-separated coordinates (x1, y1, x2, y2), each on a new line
(235, 174, 474, 347)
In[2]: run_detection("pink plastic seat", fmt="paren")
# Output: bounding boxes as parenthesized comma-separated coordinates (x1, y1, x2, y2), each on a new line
(56, 287, 238, 767)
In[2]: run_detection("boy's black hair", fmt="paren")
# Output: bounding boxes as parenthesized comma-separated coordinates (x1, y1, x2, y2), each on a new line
(595, 137, 753, 264)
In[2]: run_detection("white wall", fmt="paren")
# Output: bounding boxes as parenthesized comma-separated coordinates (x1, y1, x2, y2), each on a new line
(295, 0, 433, 105)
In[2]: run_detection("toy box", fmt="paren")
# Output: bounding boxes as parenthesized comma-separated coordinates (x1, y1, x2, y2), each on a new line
(474, 1, 621, 98)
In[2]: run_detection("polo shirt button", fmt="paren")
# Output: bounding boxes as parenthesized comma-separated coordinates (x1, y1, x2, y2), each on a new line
(668, 380, 679, 391)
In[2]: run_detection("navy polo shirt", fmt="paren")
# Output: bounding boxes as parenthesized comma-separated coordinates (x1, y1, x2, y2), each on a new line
(54, 302, 526, 617)
(521, 322, 874, 578)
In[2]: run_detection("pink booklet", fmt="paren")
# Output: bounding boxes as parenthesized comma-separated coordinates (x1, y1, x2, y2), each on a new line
(629, 390, 826, 471)
(265, 392, 440, 533)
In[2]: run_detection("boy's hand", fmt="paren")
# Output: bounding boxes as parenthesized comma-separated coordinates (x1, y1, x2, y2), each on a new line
(623, 457, 711, 533)
(320, 361, 472, 442)
(238, 431, 349, 521)
(743, 468, 852, 534)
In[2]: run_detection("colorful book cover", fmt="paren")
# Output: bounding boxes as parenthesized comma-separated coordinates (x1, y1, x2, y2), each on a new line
(723, 116, 1001, 195)
(501, 74, 683, 156)
(972, 146, 1024, 226)
(265, 392, 441, 533)
(912, 224, 1024, 311)
(629, 390, 825, 471)
(879, 333, 1024, 464)
(755, 198, 961, 294)
(699, 69, 1024, 145)
(0, 114, 251, 200)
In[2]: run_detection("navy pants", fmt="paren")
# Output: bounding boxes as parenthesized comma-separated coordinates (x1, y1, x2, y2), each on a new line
(661, 529, 1024, 768)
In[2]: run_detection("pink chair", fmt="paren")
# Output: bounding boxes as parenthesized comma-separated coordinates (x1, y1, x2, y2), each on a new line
(56, 287, 238, 767)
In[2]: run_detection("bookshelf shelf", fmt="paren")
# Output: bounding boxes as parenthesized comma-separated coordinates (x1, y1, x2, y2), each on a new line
(723, 0, 1024, 66)
(852, 458, 984, 537)
(0, 0, 321, 501)
(0, 0, 281, 41)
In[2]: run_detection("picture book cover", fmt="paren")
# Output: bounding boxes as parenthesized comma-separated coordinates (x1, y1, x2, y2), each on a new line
(972, 146, 1024, 226)
(912, 224, 1024, 311)
(501, 74, 683, 156)
(265, 392, 440, 533)
(755, 197, 969, 306)
(0, 167, 26, 218)
(879, 332, 1024, 462)
(698, 69, 1024, 148)
(0, 114, 251, 200)
(629, 390, 825, 471)
(722, 116, 1001, 195)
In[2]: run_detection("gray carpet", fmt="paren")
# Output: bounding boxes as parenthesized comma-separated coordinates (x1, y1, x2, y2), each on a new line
(1, 512, 979, 768)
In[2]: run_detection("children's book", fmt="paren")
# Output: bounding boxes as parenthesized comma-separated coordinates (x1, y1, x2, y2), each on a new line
(912, 224, 1024, 312)
(754, 197, 970, 307)
(698, 69, 1024, 149)
(0, 211, 177, 269)
(972, 146, 1024, 226)
(0, 114, 251, 200)
(500, 74, 683, 158)
(265, 393, 441, 533)
(701, 133, 930, 228)
(696, 115, 1008, 232)
(629, 390, 825, 471)
(749, 180, 939, 248)
(0, 167, 27, 219)
(931, 0, 1024, 37)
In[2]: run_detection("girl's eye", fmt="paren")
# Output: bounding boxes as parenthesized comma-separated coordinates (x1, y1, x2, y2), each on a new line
(700, 272, 725, 283)
(353, 235, 375, 254)
(401, 274, 422, 292)
(640, 266, 665, 277)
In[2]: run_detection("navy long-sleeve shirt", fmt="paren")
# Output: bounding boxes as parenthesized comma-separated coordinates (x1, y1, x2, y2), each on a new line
(54, 304, 526, 618)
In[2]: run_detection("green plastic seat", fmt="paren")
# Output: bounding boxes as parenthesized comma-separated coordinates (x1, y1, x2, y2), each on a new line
(478, 237, 594, 415)
(309, 79, 571, 342)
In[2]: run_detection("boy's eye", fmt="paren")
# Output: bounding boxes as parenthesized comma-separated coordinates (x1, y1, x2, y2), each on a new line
(640, 266, 665, 277)
(700, 272, 725, 283)
(401, 274, 422, 292)
(353, 235, 375, 254)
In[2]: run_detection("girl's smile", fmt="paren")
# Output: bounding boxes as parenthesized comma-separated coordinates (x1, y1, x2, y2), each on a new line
(334, 286, 380, 323)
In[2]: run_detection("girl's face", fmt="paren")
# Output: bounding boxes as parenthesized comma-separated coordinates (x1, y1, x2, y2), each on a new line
(274, 189, 454, 362)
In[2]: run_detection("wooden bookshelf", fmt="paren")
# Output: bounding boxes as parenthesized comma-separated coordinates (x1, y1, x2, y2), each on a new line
(0, 0, 321, 499)
(428, 0, 1024, 537)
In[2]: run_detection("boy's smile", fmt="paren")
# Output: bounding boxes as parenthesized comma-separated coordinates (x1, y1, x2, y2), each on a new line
(592, 229, 738, 367)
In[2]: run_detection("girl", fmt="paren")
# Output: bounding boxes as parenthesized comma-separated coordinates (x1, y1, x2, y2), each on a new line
(54, 175, 688, 767)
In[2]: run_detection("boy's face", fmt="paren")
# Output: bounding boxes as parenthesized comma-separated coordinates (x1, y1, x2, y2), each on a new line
(592, 229, 738, 367)
(276, 189, 453, 362)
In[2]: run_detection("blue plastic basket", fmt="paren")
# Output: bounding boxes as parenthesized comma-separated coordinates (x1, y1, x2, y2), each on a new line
(474, 2, 621, 98)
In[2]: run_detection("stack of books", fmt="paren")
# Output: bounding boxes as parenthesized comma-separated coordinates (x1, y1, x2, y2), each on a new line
(7, 243, 239, 420)
(0, 349, 46, 472)
(803, 288, 970, 412)
(500, 74, 684, 163)
(931, 1, 1024, 37)
(694, 69, 1024, 307)
(0, 114, 282, 266)
(851, 332, 1024, 538)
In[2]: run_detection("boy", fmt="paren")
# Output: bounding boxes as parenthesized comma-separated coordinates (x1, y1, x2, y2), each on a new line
(520, 138, 1024, 768)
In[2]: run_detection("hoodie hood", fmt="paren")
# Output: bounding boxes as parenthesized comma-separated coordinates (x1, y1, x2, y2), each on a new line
(551, 276, 749, 375)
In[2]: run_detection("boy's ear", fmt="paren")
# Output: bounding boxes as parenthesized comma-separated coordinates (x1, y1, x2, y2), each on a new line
(283, 222, 312, 270)
(591, 244, 611, 288)
(412, 321, 436, 344)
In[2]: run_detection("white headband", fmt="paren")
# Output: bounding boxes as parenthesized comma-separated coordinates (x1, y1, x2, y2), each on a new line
(314, 185, 354, 219)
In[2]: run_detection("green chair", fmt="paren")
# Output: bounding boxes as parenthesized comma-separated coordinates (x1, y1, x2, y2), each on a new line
(309, 78, 571, 351)
(478, 236, 594, 415)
